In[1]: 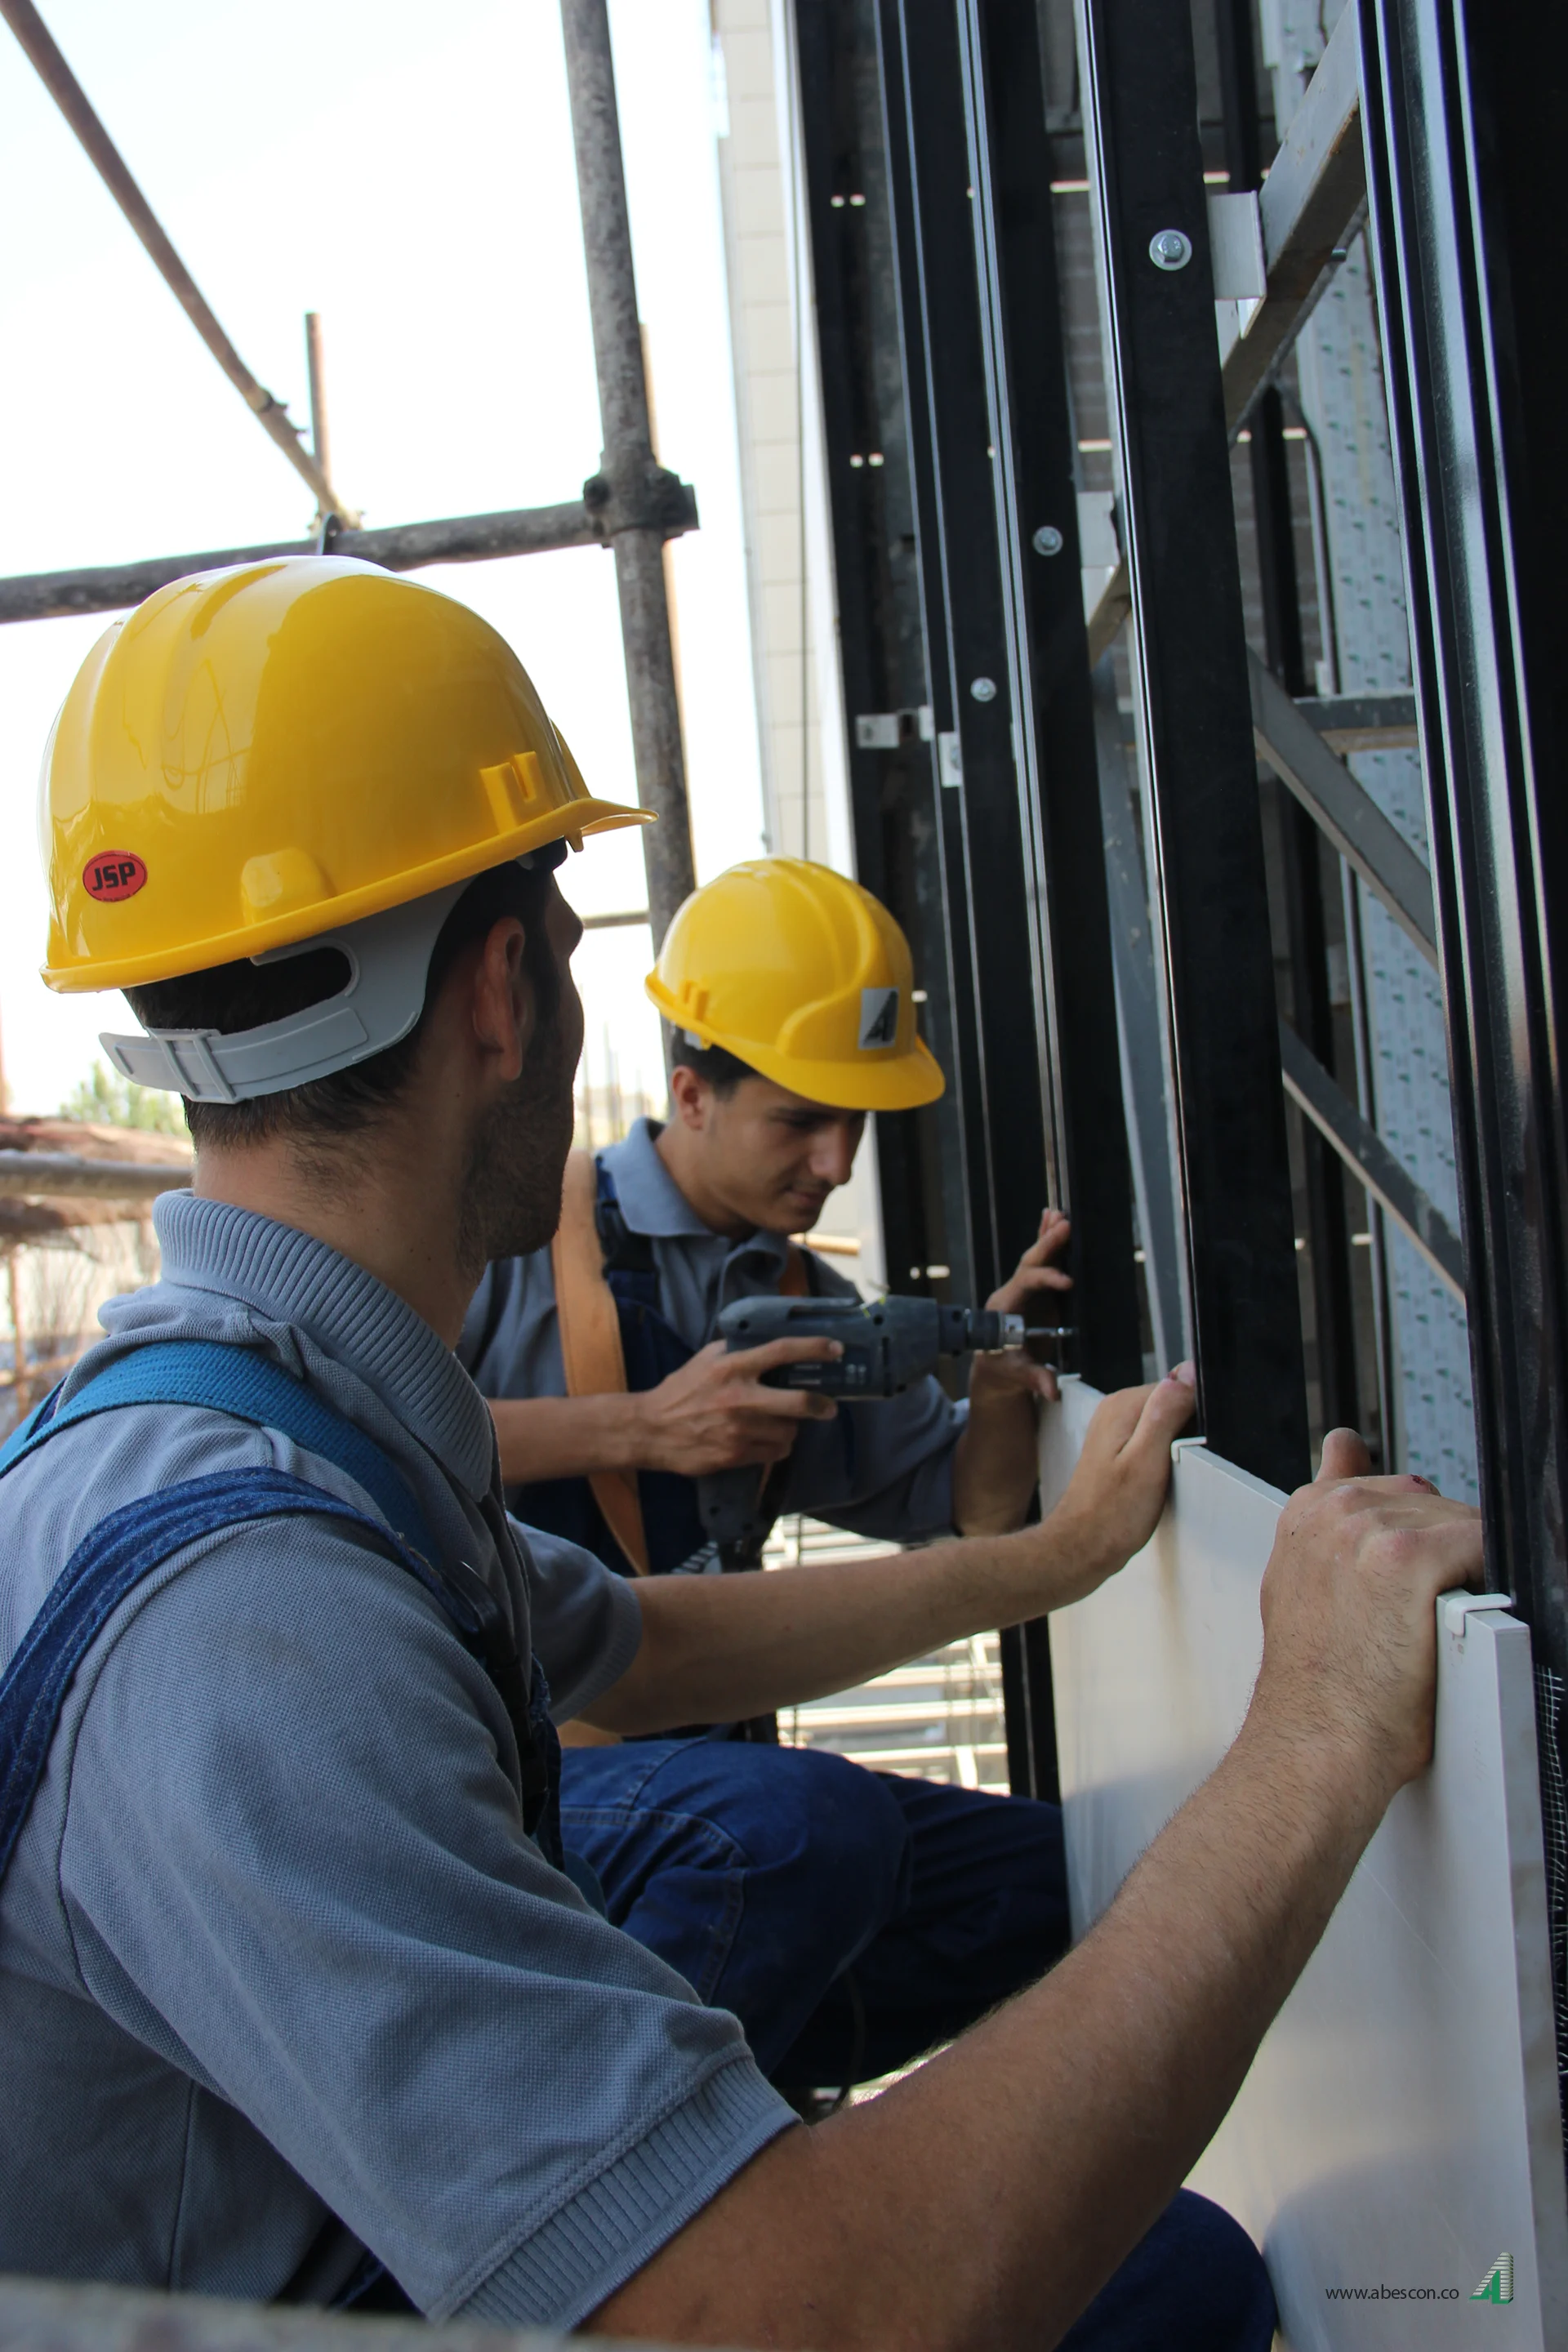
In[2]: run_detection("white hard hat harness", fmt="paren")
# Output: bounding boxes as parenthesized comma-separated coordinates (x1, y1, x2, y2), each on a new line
(101, 847, 566, 1104)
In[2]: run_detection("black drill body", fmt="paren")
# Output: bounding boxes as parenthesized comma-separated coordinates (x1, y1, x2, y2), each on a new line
(697, 1293, 1027, 1555)
(715, 1293, 1026, 1393)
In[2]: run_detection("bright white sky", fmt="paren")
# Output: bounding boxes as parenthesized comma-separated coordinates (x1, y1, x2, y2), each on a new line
(0, 0, 764, 1116)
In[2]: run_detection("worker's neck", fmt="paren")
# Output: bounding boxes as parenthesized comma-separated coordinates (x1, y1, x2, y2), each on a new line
(190, 1125, 476, 1348)
(654, 1120, 767, 1241)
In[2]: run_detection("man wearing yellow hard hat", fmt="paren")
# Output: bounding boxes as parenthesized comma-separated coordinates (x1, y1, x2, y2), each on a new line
(0, 550, 1467, 2346)
(462, 855, 1079, 2099)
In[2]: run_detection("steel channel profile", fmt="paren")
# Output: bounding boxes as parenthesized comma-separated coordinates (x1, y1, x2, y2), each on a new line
(963, 0, 1147, 1802)
(875, 0, 1067, 1798)
(1076, 0, 1308, 1490)
(1248, 648, 1438, 963)
(1358, 0, 1568, 1732)
(962, 0, 1143, 1396)
(789, 1, 978, 1315)
(872, 0, 1045, 1301)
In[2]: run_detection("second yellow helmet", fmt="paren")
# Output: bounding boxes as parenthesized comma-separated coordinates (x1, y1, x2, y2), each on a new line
(646, 858, 945, 1112)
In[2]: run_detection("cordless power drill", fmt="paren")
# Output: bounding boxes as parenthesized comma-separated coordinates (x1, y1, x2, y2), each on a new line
(695, 1292, 1031, 1557)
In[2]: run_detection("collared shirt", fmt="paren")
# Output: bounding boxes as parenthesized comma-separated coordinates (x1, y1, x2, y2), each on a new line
(0, 1192, 791, 2322)
(461, 1118, 965, 1542)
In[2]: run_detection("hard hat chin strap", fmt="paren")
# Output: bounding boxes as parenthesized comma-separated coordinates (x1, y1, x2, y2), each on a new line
(100, 882, 471, 1104)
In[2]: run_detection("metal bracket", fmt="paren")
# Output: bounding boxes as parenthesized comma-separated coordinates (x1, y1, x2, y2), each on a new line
(853, 706, 935, 750)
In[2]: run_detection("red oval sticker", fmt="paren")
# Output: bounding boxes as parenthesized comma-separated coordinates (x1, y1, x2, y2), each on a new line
(82, 851, 148, 903)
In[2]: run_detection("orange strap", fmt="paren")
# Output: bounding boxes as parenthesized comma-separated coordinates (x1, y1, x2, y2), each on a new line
(550, 1150, 651, 1578)
(550, 1147, 817, 1579)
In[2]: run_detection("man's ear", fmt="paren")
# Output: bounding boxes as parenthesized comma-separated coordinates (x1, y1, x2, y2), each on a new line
(469, 916, 533, 1082)
(668, 1062, 713, 1133)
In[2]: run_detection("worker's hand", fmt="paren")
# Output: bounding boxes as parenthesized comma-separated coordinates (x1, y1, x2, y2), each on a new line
(1031, 1365, 1196, 1603)
(632, 1338, 842, 1477)
(1247, 1430, 1486, 1810)
(977, 1207, 1073, 1407)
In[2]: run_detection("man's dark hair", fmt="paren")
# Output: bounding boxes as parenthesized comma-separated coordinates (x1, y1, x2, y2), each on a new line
(666, 1031, 758, 1098)
(128, 862, 560, 1149)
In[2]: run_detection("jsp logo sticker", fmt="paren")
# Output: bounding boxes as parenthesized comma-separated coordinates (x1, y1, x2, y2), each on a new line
(858, 987, 899, 1049)
(83, 851, 147, 902)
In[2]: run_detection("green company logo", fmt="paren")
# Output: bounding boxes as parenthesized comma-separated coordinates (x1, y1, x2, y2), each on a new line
(1472, 2252, 1515, 2305)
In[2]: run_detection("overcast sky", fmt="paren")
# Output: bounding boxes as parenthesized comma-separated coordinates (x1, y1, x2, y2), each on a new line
(0, 0, 763, 1116)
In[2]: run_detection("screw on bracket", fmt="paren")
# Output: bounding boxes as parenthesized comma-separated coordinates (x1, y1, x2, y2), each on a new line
(1032, 524, 1065, 557)
(1149, 228, 1193, 271)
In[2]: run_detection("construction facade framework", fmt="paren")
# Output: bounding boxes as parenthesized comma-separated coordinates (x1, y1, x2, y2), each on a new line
(789, 0, 1568, 1980)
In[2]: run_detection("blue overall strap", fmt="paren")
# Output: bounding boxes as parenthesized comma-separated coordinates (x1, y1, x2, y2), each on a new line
(0, 1342, 438, 1567)
(0, 1343, 559, 1860)
(0, 1468, 436, 1887)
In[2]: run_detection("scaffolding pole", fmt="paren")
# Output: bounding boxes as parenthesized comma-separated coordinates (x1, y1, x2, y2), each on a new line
(560, 0, 697, 948)
(0, 0, 358, 524)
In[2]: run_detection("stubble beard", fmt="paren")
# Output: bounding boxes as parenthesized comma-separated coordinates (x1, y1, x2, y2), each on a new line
(456, 1013, 577, 1277)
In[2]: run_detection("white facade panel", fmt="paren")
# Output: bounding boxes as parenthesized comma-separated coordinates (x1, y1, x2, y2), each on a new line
(1042, 1377, 1567, 2345)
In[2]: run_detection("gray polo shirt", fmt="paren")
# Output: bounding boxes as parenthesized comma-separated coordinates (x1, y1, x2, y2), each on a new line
(461, 1120, 965, 1540)
(0, 1192, 792, 2322)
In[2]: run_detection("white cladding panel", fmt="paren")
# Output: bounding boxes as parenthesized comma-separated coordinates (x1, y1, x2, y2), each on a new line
(1041, 1379, 1568, 2347)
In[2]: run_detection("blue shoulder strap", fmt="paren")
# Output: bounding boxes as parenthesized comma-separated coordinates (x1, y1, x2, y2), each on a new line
(0, 1469, 434, 1886)
(0, 1342, 438, 1567)
(0, 1343, 561, 1886)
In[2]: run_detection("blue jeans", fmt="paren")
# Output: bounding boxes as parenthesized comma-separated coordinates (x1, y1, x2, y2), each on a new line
(560, 1735, 1069, 2082)
(1060, 2191, 1277, 2351)
(560, 1740, 1276, 2348)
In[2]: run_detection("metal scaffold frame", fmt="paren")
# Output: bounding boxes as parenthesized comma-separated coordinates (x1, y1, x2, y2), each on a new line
(0, 0, 698, 945)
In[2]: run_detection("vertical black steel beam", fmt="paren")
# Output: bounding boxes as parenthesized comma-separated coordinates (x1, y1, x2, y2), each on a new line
(875, 0, 1051, 1303)
(967, 0, 1144, 1396)
(1358, 0, 1568, 1708)
(1078, 0, 1308, 1490)
(794, 2, 974, 1308)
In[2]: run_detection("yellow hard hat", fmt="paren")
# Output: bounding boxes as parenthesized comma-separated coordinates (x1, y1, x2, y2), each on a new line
(40, 556, 650, 994)
(646, 858, 944, 1112)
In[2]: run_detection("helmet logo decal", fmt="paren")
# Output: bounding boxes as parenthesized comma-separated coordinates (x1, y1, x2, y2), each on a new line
(859, 987, 900, 1049)
(83, 852, 148, 903)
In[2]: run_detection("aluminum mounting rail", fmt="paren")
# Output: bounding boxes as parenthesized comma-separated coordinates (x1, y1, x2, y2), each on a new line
(1276, 1021, 1465, 1298)
(0, 479, 700, 626)
(1248, 648, 1437, 962)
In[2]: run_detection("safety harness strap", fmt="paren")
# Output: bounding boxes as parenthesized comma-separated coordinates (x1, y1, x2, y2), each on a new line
(0, 1344, 561, 1879)
(0, 1469, 446, 1890)
(547, 1148, 815, 1580)
(551, 1150, 652, 1577)
(0, 1341, 439, 1564)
